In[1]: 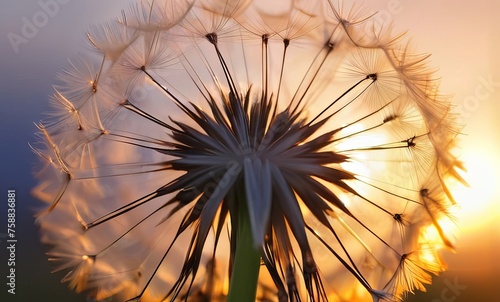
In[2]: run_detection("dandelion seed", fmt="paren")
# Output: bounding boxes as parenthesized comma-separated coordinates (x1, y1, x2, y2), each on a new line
(33, 0, 465, 301)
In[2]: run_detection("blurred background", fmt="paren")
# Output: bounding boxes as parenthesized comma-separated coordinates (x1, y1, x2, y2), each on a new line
(0, 0, 498, 301)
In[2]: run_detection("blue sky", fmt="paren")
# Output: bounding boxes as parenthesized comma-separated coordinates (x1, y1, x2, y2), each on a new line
(0, 2, 126, 300)
(1, 1, 499, 301)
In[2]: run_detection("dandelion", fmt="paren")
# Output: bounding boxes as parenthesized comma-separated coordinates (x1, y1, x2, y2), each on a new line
(32, 0, 465, 301)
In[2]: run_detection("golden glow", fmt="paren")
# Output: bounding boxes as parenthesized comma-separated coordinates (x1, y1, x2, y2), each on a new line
(416, 221, 452, 272)
(419, 219, 456, 248)
(420, 248, 437, 265)
(446, 150, 498, 233)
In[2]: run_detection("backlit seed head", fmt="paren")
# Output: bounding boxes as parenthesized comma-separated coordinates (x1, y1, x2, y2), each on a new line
(32, 0, 465, 301)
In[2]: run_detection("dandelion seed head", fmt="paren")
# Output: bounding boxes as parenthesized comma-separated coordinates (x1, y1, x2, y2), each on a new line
(33, 0, 463, 301)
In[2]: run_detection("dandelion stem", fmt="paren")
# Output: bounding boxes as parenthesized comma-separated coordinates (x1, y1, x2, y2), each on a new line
(227, 199, 261, 302)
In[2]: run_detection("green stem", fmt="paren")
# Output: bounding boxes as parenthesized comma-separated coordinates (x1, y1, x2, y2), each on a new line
(227, 203, 261, 302)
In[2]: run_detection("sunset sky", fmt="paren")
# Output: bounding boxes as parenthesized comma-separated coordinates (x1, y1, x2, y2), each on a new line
(1, 0, 499, 301)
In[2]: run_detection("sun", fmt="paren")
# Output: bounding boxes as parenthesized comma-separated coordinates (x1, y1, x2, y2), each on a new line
(446, 148, 498, 234)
